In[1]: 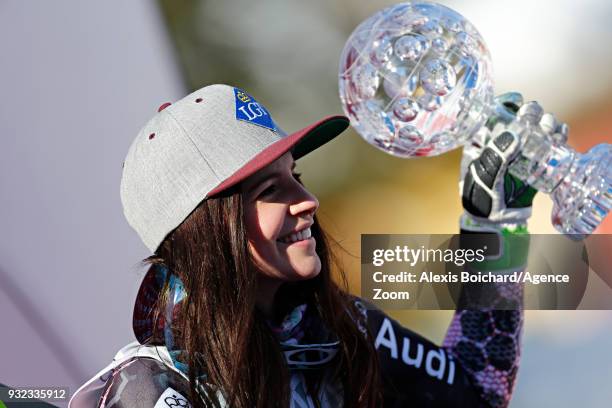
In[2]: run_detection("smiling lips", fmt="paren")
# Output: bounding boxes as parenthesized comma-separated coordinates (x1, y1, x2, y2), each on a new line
(278, 227, 312, 244)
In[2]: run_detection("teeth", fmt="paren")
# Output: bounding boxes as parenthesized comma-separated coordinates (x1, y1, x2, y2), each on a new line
(281, 227, 311, 244)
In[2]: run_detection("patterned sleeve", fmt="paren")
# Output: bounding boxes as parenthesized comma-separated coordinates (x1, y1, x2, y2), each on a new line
(354, 228, 527, 408)
(442, 228, 528, 408)
(355, 298, 483, 407)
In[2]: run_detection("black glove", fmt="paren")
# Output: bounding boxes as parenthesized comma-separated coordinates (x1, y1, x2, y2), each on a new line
(459, 93, 568, 227)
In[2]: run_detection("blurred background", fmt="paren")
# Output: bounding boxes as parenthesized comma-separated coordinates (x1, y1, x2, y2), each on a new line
(1, 0, 611, 406)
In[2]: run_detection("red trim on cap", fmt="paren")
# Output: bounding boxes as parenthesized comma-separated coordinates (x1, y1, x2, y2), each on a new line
(208, 115, 349, 197)
(158, 102, 172, 112)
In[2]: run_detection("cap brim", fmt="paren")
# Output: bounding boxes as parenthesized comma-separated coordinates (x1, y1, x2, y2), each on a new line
(208, 115, 349, 197)
(133, 114, 349, 344)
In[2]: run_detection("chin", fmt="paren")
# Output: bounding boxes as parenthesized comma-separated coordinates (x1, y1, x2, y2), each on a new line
(293, 268, 321, 281)
(291, 259, 322, 281)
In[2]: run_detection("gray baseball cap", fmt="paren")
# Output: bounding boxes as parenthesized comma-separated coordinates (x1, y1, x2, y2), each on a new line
(120, 84, 349, 253)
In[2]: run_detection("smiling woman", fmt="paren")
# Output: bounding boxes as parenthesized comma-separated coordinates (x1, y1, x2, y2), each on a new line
(241, 152, 323, 318)
(70, 84, 529, 408)
(69, 84, 381, 408)
(242, 153, 321, 284)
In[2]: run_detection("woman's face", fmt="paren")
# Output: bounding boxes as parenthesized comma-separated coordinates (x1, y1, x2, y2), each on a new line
(241, 152, 321, 282)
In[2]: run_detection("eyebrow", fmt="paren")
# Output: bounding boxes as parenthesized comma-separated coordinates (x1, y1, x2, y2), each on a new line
(247, 161, 296, 191)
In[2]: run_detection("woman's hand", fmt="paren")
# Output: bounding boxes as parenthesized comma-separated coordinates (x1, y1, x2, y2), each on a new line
(459, 93, 568, 228)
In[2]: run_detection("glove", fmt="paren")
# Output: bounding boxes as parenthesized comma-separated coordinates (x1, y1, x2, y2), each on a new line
(459, 92, 568, 228)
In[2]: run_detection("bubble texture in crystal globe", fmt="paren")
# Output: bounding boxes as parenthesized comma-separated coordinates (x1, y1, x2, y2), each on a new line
(339, 1, 494, 157)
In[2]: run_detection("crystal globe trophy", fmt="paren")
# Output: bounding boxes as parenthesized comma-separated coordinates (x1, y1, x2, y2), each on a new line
(338, 1, 611, 238)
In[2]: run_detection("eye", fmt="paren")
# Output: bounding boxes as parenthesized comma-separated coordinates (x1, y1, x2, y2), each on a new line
(258, 184, 277, 197)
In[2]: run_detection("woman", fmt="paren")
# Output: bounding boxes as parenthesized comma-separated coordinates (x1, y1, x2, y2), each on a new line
(70, 84, 543, 408)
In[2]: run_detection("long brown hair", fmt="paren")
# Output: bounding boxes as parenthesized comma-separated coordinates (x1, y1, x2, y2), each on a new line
(141, 185, 382, 407)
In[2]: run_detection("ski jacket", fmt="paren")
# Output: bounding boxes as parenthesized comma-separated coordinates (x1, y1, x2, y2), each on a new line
(69, 296, 522, 407)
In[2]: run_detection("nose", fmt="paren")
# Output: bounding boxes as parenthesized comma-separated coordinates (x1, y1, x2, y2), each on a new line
(289, 184, 319, 218)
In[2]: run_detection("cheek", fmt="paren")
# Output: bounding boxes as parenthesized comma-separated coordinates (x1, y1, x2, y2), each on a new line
(245, 207, 285, 277)
(245, 204, 284, 244)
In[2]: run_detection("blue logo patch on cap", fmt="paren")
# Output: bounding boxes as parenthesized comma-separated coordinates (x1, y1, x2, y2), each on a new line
(234, 87, 278, 131)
